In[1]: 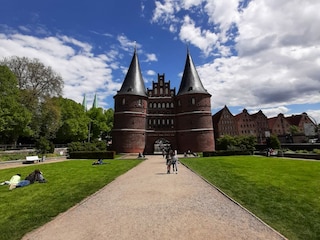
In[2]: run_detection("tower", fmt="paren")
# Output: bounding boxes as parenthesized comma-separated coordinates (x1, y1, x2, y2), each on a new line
(175, 51, 215, 152)
(112, 49, 148, 153)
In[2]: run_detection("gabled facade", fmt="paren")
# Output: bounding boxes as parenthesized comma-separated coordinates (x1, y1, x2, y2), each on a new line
(268, 113, 291, 136)
(234, 109, 256, 136)
(112, 50, 215, 154)
(212, 105, 237, 139)
(286, 112, 316, 136)
(251, 110, 269, 143)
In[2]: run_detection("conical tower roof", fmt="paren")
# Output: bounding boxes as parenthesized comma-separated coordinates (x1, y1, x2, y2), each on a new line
(116, 49, 147, 97)
(92, 93, 98, 108)
(82, 94, 87, 111)
(177, 51, 209, 96)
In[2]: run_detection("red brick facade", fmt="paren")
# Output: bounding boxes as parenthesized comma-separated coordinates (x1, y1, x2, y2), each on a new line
(112, 51, 215, 154)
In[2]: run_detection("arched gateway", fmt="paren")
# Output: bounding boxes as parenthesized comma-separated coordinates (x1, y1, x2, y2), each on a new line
(154, 138, 170, 154)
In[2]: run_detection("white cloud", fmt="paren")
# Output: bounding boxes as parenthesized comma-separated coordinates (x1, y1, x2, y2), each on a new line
(144, 53, 158, 62)
(0, 32, 121, 108)
(179, 15, 218, 56)
(146, 70, 156, 76)
(152, 0, 180, 24)
(152, 0, 320, 122)
(117, 34, 141, 52)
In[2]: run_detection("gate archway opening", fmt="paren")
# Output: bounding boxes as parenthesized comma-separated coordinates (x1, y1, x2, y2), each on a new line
(154, 138, 171, 154)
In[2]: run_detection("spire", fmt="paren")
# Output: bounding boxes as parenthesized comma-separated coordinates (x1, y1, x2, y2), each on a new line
(82, 94, 87, 111)
(116, 49, 147, 97)
(177, 51, 209, 96)
(92, 93, 98, 108)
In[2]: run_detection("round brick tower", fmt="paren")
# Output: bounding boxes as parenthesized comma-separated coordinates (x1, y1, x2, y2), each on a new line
(175, 51, 215, 153)
(112, 49, 147, 153)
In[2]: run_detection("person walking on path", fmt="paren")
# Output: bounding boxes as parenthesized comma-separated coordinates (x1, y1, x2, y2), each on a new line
(171, 151, 178, 174)
(165, 149, 173, 174)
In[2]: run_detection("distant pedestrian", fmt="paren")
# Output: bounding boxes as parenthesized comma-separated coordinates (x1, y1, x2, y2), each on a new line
(172, 152, 178, 174)
(166, 149, 174, 174)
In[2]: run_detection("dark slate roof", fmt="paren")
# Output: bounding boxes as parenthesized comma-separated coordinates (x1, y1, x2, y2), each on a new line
(116, 49, 147, 97)
(177, 51, 209, 96)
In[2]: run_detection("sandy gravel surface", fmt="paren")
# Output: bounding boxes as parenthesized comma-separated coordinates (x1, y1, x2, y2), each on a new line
(21, 155, 286, 240)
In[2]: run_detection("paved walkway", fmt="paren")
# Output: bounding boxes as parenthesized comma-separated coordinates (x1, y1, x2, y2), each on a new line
(20, 155, 286, 240)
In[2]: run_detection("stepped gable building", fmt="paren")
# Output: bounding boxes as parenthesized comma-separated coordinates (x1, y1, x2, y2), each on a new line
(112, 49, 215, 154)
(234, 109, 256, 136)
(212, 105, 237, 139)
(251, 110, 269, 144)
(268, 113, 291, 136)
(286, 112, 316, 136)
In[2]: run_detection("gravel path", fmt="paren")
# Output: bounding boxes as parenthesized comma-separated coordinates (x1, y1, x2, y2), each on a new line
(21, 155, 286, 240)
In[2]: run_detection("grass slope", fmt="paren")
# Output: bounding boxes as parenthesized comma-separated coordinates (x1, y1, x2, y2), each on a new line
(0, 159, 142, 240)
(181, 156, 320, 240)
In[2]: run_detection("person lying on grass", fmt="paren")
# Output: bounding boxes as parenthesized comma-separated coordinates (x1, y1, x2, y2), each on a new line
(0, 173, 21, 189)
(1, 169, 47, 190)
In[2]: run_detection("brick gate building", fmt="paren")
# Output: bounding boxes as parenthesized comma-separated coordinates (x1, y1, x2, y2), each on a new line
(112, 49, 215, 154)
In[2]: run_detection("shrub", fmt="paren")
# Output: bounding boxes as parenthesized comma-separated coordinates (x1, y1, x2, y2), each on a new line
(35, 137, 54, 154)
(68, 141, 107, 152)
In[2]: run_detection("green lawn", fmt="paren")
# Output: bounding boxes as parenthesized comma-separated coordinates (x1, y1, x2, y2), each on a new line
(180, 155, 320, 240)
(0, 159, 142, 240)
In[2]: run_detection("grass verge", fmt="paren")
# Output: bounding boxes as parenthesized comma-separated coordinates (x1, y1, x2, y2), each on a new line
(0, 159, 142, 240)
(180, 155, 320, 240)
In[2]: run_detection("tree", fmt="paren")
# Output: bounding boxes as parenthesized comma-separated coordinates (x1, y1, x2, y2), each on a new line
(216, 135, 257, 152)
(0, 56, 63, 98)
(1, 56, 64, 142)
(54, 97, 90, 143)
(216, 135, 237, 150)
(269, 134, 281, 149)
(0, 66, 32, 145)
(39, 96, 62, 140)
(87, 107, 114, 142)
(290, 125, 300, 134)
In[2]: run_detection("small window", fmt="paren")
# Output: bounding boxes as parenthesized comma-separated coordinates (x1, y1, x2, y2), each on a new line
(191, 97, 195, 105)
(122, 98, 125, 105)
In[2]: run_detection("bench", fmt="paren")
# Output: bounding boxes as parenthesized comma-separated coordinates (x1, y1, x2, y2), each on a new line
(23, 156, 40, 164)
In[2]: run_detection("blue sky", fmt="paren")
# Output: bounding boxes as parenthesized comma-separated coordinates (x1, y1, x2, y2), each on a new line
(1, 0, 320, 123)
